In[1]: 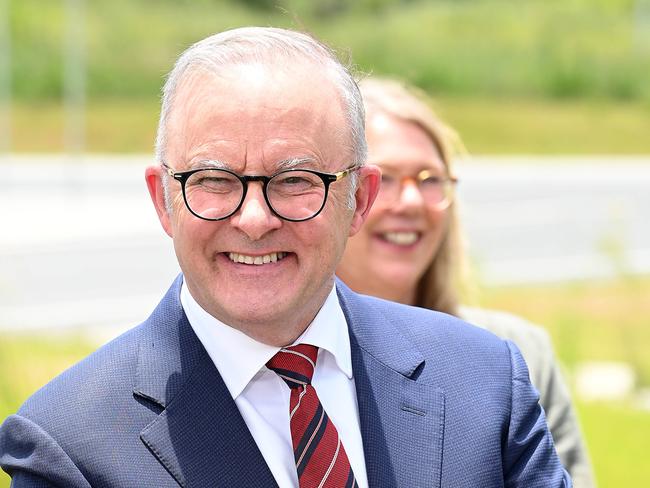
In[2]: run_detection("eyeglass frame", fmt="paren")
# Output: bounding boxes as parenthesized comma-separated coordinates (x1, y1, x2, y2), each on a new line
(161, 162, 361, 222)
(377, 169, 459, 209)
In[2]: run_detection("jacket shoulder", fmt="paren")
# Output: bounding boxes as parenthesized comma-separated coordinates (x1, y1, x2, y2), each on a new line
(459, 306, 556, 383)
(459, 306, 552, 348)
(18, 323, 146, 422)
(337, 283, 512, 370)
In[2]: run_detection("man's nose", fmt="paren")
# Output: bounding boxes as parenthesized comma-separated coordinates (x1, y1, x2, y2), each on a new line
(230, 183, 282, 240)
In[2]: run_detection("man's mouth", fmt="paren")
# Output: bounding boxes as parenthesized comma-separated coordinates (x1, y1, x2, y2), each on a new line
(227, 252, 288, 265)
(379, 231, 420, 246)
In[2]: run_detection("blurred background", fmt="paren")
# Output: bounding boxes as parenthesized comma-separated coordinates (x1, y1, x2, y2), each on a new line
(1, 0, 649, 485)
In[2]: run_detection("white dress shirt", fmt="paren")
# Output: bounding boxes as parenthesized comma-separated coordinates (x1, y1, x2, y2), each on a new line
(181, 281, 369, 488)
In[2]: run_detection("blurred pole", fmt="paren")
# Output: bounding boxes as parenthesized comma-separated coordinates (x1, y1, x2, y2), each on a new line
(64, 0, 86, 158)
(635, 0, 650, 51)
(0, 0, 11, 155)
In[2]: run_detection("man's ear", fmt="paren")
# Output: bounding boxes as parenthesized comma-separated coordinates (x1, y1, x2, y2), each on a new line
(349, 164, 381, 236)
(145, 164, 174, 238)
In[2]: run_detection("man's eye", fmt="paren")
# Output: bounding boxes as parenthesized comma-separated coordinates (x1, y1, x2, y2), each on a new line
(381, 174, 395, 183)
(275, 172, 320, 188)
(197, 176, 227, 185)
(192, 175, 237, 192)
(281, 176, 311, 186)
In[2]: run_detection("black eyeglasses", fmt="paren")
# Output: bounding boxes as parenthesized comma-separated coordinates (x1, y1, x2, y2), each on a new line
(162, 162, 359, 222)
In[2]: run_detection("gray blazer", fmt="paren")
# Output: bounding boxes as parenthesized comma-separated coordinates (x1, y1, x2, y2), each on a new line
(460, 306, 595, 488)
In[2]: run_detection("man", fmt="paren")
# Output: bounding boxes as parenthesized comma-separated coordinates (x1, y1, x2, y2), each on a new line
(0, 27, 571, 487)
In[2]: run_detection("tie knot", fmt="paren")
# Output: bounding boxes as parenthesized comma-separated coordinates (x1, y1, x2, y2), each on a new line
(266, 344, 318, 389)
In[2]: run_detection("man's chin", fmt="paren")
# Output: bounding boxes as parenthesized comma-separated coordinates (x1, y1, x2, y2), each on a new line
(215, 300, 287, 328)
(221, 308, 302, 345)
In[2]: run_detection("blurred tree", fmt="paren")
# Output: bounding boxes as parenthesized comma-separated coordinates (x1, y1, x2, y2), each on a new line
(7, 0, 650, 102)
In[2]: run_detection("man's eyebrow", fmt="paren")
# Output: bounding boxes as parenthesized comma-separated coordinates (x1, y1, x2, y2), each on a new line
(188, 159, 229, 170)
(275, 157, 317, 170)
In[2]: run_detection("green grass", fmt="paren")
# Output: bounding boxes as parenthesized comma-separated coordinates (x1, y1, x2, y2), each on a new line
(4, 0, 650, 154)
(476, 276, 650, 385)
(0, 334, 96, 487)
(1, 276, 649, 485)
(578, 400, 650, 486)
(9, 99, 160, 153)
(435, 96, 650, 154)
(7, 96, 650, 154)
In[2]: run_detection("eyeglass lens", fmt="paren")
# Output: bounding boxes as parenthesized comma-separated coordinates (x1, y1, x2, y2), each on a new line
(183, 169, 328, 221)
(378, 172, 453, 207)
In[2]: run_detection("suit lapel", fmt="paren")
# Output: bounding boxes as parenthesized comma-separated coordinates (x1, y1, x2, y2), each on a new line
(338, 282, 445, 488)
(133, 277, 278, 488)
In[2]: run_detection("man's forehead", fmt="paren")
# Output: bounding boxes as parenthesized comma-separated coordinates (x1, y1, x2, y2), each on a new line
(182, 138, 332, 173)
(165, 62, 351, 169)
(176, 59, 338, 100)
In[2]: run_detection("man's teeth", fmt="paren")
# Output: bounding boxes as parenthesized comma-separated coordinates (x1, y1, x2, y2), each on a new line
(228, 252, 287, 265)
(383, 232, 419, 245)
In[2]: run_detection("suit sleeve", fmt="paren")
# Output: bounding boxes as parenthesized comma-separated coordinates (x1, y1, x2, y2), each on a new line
(502, 341, 573, 488)
(0, 414, 91, 488)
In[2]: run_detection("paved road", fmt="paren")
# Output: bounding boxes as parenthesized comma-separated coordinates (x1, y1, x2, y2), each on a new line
(455, 156, 650, 284)
(1, 155, 649, 331)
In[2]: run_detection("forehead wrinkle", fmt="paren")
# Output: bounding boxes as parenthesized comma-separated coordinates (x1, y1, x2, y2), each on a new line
(176, 133, 241, 170)
(260, 138, 325, 168)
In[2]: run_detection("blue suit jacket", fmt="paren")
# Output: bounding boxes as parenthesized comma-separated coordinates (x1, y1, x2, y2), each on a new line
(0, 277, 571, 487)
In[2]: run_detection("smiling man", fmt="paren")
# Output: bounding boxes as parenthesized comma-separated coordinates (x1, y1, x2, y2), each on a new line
(149, 59, 367, 347)
(0, 28, 571, 487)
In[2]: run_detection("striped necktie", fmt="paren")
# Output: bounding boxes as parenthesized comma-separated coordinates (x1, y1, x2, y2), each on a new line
(267, 344, 357, 488)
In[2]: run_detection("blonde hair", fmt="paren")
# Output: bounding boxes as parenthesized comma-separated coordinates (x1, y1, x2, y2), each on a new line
(359, 77, 466, 315)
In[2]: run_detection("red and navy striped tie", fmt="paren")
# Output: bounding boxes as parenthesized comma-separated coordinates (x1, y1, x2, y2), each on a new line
(267, 344, 357, 488)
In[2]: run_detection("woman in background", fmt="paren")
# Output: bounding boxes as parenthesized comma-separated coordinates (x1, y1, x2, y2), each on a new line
(337, 77, 595, 487)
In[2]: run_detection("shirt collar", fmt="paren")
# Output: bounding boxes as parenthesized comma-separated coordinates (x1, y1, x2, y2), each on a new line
(180, 279, 352, 400)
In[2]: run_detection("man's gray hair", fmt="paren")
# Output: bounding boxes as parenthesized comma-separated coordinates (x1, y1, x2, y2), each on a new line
(155, 27, 366, 209)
